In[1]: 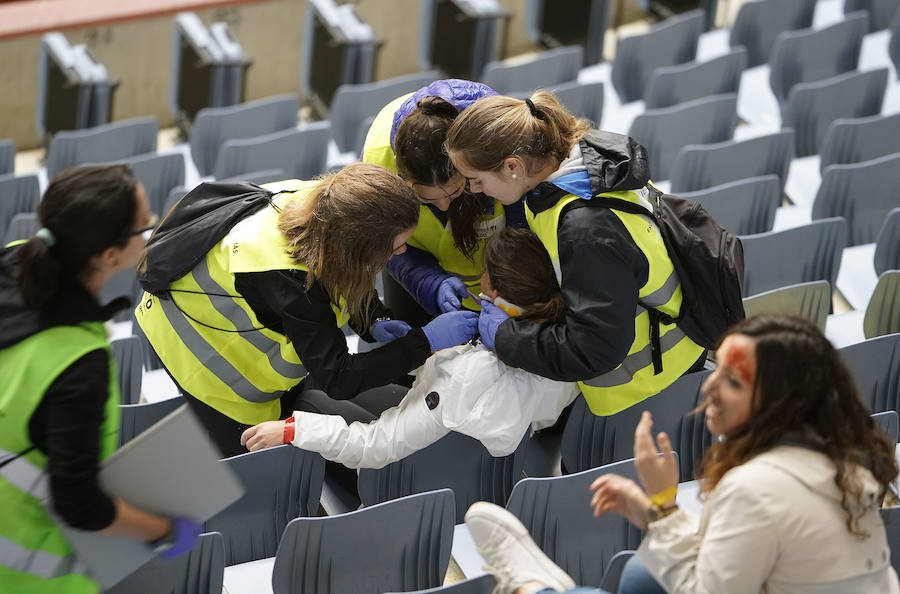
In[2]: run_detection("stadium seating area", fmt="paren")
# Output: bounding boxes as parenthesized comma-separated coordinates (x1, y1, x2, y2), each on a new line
(3, 0, 900, 591)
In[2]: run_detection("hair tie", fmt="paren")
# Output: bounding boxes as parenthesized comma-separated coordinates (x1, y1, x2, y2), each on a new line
(524, 98, 545, 121)
(35, 227, 55, 247)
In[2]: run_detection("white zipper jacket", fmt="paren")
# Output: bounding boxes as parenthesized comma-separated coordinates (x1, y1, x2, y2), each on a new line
(289, 342, 579, 469)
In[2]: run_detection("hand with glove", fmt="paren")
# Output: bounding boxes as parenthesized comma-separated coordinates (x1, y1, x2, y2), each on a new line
(371, 319, 412, 343)
(422, 310, 479, 351)
(478, 299, 509, 350)
(436, 276, 468, 312)
(153, 517, 203, 559)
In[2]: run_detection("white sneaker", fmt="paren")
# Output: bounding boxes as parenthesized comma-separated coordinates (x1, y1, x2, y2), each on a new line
(464, 501, 576, 594)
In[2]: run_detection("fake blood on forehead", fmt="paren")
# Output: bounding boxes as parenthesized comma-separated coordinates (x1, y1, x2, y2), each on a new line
(720, 336, 756, 386)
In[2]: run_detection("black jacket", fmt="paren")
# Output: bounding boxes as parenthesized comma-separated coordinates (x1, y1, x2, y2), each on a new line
(495, 131, 654, 381)
(0, 247, 127, 530)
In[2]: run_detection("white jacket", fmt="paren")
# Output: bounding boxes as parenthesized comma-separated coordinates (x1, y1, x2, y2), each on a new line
(638, 445, 900, 594)
(290, 342, 578, 468)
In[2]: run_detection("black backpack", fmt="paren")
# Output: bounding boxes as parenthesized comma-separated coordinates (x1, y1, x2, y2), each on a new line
(587, 184, 745, 364)
(137, 181, 278, 297)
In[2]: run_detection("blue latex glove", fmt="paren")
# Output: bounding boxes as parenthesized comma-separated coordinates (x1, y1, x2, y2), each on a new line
(478, 299, 509, 350)
(157, 517, 203, 559)
(437, 276, 468, 312)
(372, 319, 412, 343)
(422, 310, 479, 351)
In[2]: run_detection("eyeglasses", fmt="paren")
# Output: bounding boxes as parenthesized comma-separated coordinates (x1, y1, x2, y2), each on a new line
(130, 213, 159, 238)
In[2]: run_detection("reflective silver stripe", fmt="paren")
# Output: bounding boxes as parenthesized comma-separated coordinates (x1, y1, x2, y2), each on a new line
(0, 447, 48, 500)
(0, 533, 87, 579)
(582, 325, 689, 388)
(192, 258, 306, 379)
(640, 269, 680, 308)
(158, 296, 284, 403)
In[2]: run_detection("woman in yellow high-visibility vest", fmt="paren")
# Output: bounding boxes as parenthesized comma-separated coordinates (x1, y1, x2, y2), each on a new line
(445, 93, 707, 417)
(0, 165, 200, 594)
(136, 163, 478, 457)
(361, 79, 529, 325)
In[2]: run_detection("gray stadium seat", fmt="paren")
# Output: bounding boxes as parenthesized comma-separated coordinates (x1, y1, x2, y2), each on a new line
(190, 94, 300, 177)
(891, 10, 900, 77)
(678, 175, 780, 236)
(111, 335, 143, 405)
(782, 68, 888, 157)
(872, 410, 900, 443)
(629, 93, 737, 181)
(864, 270, 900, 339)
(383, 575, 497, 594)
(845, 0, 900, 31)
(839, 333, 900, 413)
(99, 266, 139, 322)
(812, 152, 900, 246)
(0, 139, 13, 175)
(330, 70, 440, 153)
(600, 550, 637, 594)
(644, 47, 747, 109)
(561, 370, 709, 480)
(221, 168, 287, 186)
(611, 9, 704, 103)
(505, 458, 652, 587)
(104, 531, 225, 594)
(4, 212, 38, 245)
(875, 208, 900, 275)
(45, 117, 158, 178)
(509, 80, 604, 127)
(742, 280, 831, 332)
(103, 152, 186, 218)
(272, 489, 455, 594)
(740, 217, 846, 297)
(730, 0, 816, 67)
(207, 445, 325, 565)
(670, 129, 794, 194)
(769, 12, 868, 107)
(482, 45, 583, 95)
(0, 173, 40, 239)
(820, 113, 900, 172)
(358, 430, 531, 523)
(118, 396, 185, 446)
(212, 122, 330, 181)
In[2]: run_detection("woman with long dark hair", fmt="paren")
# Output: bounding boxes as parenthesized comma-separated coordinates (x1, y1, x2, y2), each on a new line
(462, 315, 900, 594)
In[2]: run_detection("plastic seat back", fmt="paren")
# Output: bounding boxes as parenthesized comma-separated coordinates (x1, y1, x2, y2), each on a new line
(107, 152, 186, 218)
(111, 335, 143, 405)
(629, 93, 737, 181)
(5, 212, 38, 245)
(45, 117, 159, 178)
(383, 575, 497, 594)
(783, 68, 888, 157)
(729, 0, 816, 66)
(845, 0, 900, 31)
(190, 94, 299, 177)
(740, 217, 846, 297)
(645, 47, 747, 109)
(769, 13, 868, 106)
(482, 45, 583, 95)
(874, 208, 900, 275)
(0, 139, 13, 175)
(212, 122, 330, 181)
(612, 9, 704, 103)
(0, 173, 40, 239)
(864, 271, 900, 339)
(678, 175, 780, 235)
(510, 80, 605, 127)
(118, 396, 186, 446)
(358, 430, 531, 523)
(820, 113, 900, 173)
(812, 152, 900, 246)
(207, 445, 325, 565)
(272, 489, 455, 594)
(742, 280, 831, 332)
(839, 333, 900, 413)
(872, 410, 899, 443)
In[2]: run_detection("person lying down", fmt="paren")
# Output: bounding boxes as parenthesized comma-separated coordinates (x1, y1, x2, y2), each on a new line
(240, 227, 578, 468)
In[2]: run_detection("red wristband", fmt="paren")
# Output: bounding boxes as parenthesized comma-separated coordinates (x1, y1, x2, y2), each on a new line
(283, 416, 295, 444)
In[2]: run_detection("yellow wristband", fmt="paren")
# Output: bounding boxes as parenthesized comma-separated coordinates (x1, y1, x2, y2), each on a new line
(649, 486, 678, 507)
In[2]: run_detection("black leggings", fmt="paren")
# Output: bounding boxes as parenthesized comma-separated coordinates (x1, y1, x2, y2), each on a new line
(181, 382, 408, 459)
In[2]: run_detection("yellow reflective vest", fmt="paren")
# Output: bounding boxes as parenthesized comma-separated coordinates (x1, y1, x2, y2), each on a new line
(136, 181, 350, 425)
(526, 189, 705, 416)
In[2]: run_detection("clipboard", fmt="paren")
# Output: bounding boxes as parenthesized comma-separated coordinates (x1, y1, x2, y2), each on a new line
(53, 404, 244, 589)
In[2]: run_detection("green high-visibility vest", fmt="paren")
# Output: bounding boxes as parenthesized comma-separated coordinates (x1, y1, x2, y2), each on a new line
(527, 189, 705, 416)
(0, 322, 120, 594)
(136, 181, 350, 425)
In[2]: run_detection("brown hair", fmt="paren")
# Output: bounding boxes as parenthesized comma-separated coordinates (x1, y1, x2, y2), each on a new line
(696, 315, 898, 539)
(277, 163, 420, 327)
(395, 95, 484, 260)
(483, 227, 565, 322)
(15, 165, 138, 308)
(445, 91, 590, 175)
